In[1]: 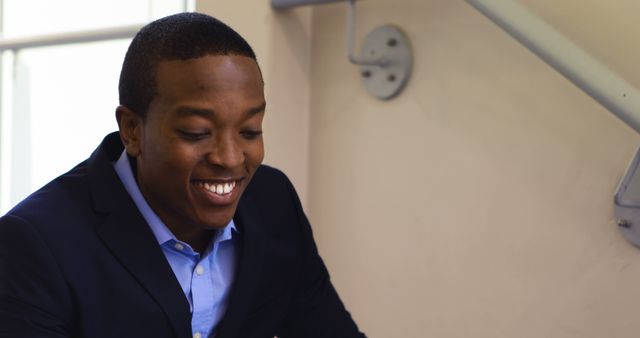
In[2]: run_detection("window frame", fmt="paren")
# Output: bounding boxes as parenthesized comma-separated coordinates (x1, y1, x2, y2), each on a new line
(0, 0, 195, 213)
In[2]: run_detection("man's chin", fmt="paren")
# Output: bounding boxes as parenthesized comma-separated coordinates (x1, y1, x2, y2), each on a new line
(197, 210, 236, 230)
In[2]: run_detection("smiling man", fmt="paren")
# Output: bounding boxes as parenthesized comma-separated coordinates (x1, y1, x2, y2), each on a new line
(118, 54, 266, 254)
(0, 13, 366, 338)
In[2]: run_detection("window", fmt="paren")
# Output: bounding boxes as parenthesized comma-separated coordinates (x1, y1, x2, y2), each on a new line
(0, 0, 195, 213)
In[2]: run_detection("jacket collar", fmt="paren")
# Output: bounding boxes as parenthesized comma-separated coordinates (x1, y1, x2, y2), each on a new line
(87, 132, 192, 338)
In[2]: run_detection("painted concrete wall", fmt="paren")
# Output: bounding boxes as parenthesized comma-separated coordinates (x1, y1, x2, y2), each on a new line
(200, 0, 640, 337)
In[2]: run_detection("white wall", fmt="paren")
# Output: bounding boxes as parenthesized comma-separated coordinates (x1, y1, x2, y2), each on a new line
(200, 1, 640, 337)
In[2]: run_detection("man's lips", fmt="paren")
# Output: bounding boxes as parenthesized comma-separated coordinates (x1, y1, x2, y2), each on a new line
(193, 179, 243, 205)
(198, 180, 237, 195)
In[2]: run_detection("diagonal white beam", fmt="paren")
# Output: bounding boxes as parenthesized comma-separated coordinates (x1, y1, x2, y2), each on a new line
(466, 0, 640, 133)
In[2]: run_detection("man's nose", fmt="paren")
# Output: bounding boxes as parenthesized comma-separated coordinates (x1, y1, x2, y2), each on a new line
(206, 134, 244, 168)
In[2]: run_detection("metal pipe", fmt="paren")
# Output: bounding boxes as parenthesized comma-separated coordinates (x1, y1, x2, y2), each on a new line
(272, 0, 387, 66)
(0, 24, 143, 51)
(466, 0, 640, 133)
(346, 0, 388, 66)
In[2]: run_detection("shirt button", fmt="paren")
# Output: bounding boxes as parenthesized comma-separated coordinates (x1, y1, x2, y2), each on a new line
(195, 265, 204, 276)
(193, 332, 202, 338)
(174, 243, 184, 251)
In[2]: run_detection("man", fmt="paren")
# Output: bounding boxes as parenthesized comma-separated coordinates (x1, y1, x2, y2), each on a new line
(0, 12, 366, 338)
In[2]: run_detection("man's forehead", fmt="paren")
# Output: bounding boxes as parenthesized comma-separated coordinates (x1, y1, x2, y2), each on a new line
(146, 55, 266, 118)
(154, 55, 263, 89)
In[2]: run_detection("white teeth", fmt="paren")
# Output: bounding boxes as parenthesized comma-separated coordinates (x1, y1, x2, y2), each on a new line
(200, 181, 236, 196)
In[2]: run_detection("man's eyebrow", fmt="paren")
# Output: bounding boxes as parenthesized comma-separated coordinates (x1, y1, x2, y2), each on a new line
(175, 107, 214, 118)
(174, 103, 265, 118)
(246, 102, 266, 116)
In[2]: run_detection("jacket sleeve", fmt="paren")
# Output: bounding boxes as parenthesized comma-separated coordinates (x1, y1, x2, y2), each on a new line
(0, 214, 74, 338)
(278, 178, 367, 338)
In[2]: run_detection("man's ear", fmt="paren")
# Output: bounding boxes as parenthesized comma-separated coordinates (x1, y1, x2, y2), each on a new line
(115, 105, 143, 157)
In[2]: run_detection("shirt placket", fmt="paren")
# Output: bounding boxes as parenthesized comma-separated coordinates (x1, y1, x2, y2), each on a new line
(191, 252, 215, 338)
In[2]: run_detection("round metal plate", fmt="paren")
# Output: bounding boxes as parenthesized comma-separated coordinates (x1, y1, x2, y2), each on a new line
(360, 25, 412, 100)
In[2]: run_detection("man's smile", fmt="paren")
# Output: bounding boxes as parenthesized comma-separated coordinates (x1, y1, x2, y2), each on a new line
(193, 178, 244, 206)
(197, 180, 238, 196)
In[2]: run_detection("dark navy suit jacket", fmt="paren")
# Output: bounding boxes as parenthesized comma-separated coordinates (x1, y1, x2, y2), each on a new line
(0, 132, 365, 338)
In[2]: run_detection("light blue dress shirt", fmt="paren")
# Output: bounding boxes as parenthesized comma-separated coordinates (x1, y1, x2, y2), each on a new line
(114, 151, 236, 338)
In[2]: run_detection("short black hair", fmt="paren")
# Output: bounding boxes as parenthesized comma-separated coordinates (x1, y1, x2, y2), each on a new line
(118, 12, 257, 117)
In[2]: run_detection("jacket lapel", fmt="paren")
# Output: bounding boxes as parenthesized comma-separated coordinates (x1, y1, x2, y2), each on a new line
(88, 133, 192, 338)
(215, 197, 267, 338)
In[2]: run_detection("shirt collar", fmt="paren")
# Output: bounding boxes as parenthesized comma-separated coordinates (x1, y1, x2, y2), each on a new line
(113, 150, 236, 246)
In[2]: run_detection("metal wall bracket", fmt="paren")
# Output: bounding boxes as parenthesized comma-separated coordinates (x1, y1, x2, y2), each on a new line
(614, 146, 640, 247)
(272, 0, 413, 100)
(358, 25, 412, 100)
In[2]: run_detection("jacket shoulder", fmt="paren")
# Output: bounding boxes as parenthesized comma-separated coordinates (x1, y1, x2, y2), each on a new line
(251, 164, 290, 185)
(5, 163, 91, 220)
(243, 165, 298, 201)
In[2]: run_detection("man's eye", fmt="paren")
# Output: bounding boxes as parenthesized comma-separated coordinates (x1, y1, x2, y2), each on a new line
(240, 130, 263, 140)
(177, 130, 209, 140)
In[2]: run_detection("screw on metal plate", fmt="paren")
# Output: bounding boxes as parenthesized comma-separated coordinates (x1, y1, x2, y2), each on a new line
(618, 219, 632, 228)
(359, 25, 412, 100)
